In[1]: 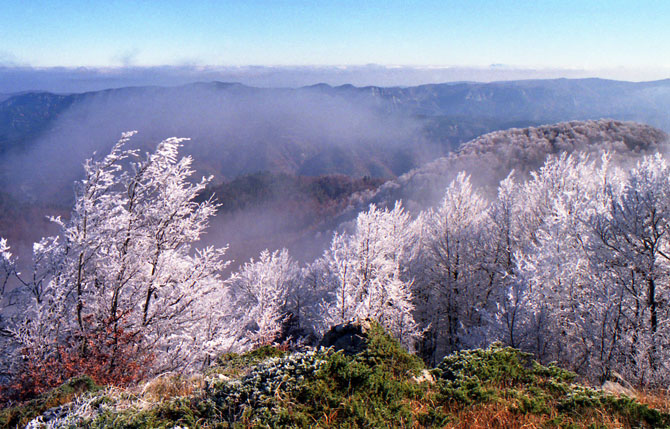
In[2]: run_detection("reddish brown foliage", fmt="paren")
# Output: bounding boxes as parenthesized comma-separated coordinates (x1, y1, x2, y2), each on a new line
(2, 315, 153, 404)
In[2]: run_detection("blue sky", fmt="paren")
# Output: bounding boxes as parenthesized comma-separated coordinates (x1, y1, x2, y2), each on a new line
(1, 0, 668, 70)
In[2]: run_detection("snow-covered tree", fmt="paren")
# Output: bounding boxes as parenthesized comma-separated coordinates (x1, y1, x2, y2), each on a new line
(515, 153, 670, 384)
(0, 238, 15, 298)
(1, 132, 231, 384)
(591, 155, 670, 383)
(517, 154, 611, 369)
(317, 203, 419, 347)
(227, 248, 300, 346)
(413, 173, 493, 361)
(488, 172, 527, 349)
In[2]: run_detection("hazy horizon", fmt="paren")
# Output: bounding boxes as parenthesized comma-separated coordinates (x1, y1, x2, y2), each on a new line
(2, 64, 670, 94)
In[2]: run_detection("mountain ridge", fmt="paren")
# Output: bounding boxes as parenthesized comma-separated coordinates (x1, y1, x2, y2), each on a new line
(347, 119, 670, 214)
(3, 78, 670, 193)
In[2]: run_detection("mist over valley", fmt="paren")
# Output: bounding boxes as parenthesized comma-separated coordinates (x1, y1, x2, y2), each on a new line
(1, 78, 670, 266)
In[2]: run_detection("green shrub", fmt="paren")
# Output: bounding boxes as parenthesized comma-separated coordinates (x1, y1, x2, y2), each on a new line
(434, 343, 670, 427)
(211, 345, 288, 378)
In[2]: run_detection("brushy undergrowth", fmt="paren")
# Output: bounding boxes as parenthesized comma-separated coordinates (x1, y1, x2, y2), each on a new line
(434, 344, 670, 428)
(0, 375, 99, 428)
(4, 326, 670, 428)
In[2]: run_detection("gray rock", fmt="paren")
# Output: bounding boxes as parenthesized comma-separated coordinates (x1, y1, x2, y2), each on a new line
(25, 404, 73, 428)
(319, 320, 372, 355)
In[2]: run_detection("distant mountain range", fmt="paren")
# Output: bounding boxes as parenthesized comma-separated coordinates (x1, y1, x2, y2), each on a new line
(2, 78, 670, 184)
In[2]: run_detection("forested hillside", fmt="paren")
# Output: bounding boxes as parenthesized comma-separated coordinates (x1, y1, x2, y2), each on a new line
(361, 119, 669, 210)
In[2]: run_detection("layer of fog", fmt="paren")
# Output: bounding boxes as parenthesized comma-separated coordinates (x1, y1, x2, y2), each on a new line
(213, 120, 670, 269)
(1, 84, 427, 205)
(3, 65, 670, 94)
(0, 83, 429, 268)
(3, 81, 670, 273)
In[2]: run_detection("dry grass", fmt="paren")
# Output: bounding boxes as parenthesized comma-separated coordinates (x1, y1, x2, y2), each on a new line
(635, 389, 670, 414)
(441, 401, 625, 429)
(139, 373, 205, 403)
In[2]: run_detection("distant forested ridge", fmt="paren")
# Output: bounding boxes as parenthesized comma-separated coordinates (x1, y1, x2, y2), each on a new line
(3, 78, 670, 183)
(360, 119, 669, 211)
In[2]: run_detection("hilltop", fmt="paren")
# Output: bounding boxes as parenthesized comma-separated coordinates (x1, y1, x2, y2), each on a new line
(4, 324, 669, 428)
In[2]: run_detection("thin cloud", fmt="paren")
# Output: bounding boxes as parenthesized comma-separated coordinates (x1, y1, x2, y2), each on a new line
(0, 51, 23, 67)
(112, 48, 141, 67)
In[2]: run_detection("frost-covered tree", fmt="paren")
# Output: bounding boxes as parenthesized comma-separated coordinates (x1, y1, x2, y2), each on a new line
(518, 154, 612, 369)
(592, 155, 670, 383)
(317, 203, 419, 347)
(488, 172, 528, 349)
(515, 153, 670, 384)
(413, 173, 493, 361)
(0, 239, 16, 380)
(1, 132, 230, 385)
(227, 248, 300, 346)
(0, 239, 16, 307)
